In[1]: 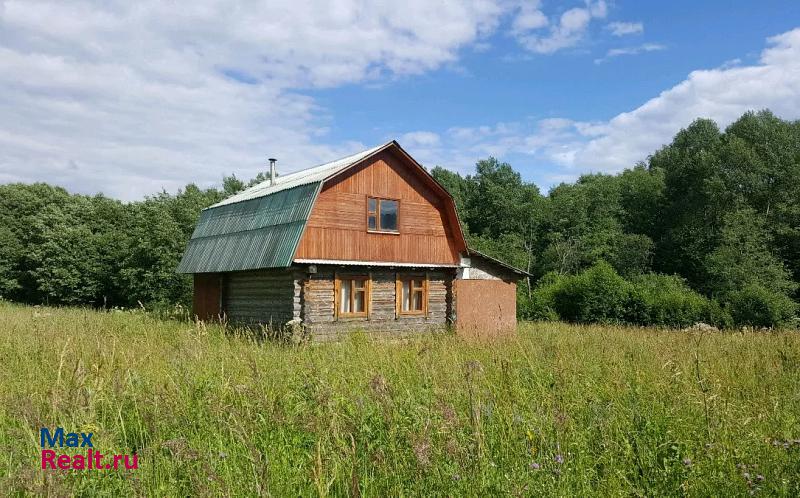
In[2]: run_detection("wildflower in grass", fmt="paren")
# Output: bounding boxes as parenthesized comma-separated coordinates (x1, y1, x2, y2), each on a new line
(413, 439, 431, 469)
(554, 454, 563, 464)
(529, 462, 540, 470)
(463, 360, 484, 381)
(437, 401, 456, 424)
(368, 374, 390, 399)
(218, 451, 227, 460)
(682, 457, 692, 467)
(756, 474, 764, 482)
(452, 474, 460, 481)
(445, 438, 460, 457)
(371, 449, 386, 465)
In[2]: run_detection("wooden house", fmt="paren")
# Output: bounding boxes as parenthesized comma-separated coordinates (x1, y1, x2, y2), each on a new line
(177, 141, 526, 340)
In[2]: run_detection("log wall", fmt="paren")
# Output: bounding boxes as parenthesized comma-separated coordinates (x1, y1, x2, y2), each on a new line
(222, 269, 297, 326)
(300, 266, 454, 340)
(211, 265, 456, 339)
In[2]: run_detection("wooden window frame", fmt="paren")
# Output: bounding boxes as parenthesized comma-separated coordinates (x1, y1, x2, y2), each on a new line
(367, 197, 400, 234)
(396, 274, 428, 316)
(334, 274, 371, 318)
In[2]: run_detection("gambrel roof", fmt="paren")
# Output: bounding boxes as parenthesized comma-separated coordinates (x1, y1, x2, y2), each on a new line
(210, 142, 388, 208)
(177, 141, 467, 273)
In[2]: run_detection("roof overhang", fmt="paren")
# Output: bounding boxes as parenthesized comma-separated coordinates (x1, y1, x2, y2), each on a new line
(294, 258, 460, 268)
(466, 248, 531, 278)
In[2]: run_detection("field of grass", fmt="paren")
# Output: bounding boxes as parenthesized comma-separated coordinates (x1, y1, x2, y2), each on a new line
(1, 302, 799, 496)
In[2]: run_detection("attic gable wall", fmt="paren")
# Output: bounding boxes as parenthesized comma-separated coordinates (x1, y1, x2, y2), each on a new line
(294, 149, 462, 265)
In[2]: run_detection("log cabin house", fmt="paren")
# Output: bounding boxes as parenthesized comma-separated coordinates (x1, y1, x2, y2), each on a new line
(177, 141, 526, 340)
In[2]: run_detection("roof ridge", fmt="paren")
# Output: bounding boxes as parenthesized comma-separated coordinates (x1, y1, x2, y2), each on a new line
(294, 140, 393, 176)
(208, 140, 393, 208)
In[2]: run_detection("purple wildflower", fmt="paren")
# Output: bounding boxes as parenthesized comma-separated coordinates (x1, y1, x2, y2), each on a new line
(529, 462, 540, 470)
(554, 454, 564, 465)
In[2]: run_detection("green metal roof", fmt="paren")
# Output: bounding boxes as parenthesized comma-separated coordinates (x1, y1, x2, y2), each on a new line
(177, 182, 321, 273)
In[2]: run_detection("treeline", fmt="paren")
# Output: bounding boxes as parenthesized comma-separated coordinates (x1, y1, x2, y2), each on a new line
(0, 175, 264, 309)
(0, 110, 798, 327)
(431, 110, 800, 328)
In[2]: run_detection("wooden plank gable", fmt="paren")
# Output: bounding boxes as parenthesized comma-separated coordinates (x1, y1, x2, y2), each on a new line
(295, 148, 463, 265)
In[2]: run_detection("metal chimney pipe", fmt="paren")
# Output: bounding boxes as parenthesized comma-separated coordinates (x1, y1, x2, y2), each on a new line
(268, 158, 277, 186)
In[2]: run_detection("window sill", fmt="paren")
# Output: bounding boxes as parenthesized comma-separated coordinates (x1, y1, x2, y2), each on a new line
(336, 315, 369, 321)
(367, 229, 400, 235)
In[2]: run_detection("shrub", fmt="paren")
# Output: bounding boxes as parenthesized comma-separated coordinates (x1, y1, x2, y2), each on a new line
(627, 274, 721, 328)
(551, 261, 631, 324)
(524, 265, 739, 329)
(519, 272, 561, 321)
(724, 284, 798, 328)
(706, 300, 734, 329)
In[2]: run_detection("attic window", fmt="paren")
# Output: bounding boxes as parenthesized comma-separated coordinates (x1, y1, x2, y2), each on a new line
(367, 197, 399, 233)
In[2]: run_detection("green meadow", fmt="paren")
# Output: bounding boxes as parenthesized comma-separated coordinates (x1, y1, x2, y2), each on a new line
(1, 302, 798, 496)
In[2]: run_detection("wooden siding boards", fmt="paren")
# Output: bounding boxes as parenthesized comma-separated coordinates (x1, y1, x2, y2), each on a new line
(295, 150, 462, 265)
(192, 273, 221, 320)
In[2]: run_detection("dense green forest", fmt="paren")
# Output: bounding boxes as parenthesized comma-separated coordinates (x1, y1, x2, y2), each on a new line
(0, 110, 798, 327)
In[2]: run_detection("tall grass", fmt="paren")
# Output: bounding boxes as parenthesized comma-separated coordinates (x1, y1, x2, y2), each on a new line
(1, 302, 798, 496)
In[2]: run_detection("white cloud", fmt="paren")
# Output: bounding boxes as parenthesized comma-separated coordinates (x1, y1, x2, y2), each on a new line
(606, 21, 643, 36)
(575, 28, 800, 171)
(719, 58, 742, 69)
(400, 131, 441, 147)
(416, 28, 800, 188)
(511, 2, 548, 33)
(512, 0, 608, 54)
(0, 0, 509, 199)
(594, 43, 666, 63)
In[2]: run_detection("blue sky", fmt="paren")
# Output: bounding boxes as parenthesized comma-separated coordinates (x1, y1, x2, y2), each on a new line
(316, 1, 799, 128)
(1, 1, 799, 198)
